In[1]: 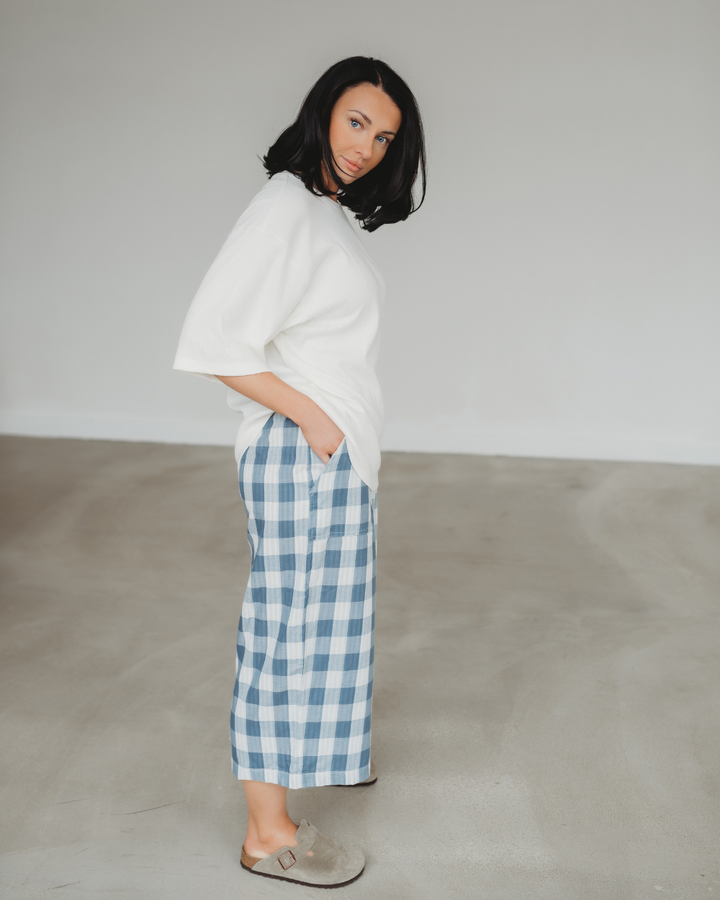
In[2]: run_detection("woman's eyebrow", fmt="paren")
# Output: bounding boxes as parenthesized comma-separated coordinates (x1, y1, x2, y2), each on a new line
(348, 108, 397, 136)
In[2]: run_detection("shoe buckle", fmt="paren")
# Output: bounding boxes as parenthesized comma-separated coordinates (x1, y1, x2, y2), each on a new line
(278, 850, 296, 870)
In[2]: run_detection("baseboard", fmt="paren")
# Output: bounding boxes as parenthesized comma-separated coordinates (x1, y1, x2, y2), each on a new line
(1, 412, 718, 467)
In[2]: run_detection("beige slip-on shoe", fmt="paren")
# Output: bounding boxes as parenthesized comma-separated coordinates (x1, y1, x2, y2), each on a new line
(334, 760, 377, 787)
(240, 818, 365, 888)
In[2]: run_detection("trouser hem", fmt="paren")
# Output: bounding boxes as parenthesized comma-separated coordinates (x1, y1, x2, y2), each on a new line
(232, 763, 371, 790)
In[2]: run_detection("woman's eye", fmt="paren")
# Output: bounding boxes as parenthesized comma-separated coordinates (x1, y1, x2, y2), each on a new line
(350, 118, 360, 129)
(377, 136, 388, 145)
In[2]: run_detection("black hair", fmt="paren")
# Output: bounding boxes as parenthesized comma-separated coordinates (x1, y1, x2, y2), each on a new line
(262, 56, 426, 232)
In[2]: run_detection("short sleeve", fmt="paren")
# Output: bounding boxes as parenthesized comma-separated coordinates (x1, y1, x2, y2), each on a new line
(173, 221, 310, 383)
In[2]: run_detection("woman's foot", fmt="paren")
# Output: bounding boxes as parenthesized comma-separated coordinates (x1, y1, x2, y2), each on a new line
(243, 819, 313, 860)
(243, 821, 297, 859)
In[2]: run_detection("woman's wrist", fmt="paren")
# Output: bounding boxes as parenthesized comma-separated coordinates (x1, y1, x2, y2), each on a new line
(291, 393, 325, 429)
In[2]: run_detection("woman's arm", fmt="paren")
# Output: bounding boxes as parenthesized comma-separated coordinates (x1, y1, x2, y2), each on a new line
(216, 372, 344, 464)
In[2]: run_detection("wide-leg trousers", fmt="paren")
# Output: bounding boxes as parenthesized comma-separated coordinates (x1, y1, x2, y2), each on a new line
(231, 412, 377, 788)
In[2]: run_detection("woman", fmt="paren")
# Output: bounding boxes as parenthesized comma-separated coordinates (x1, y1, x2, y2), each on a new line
(173, 56, 426, 889)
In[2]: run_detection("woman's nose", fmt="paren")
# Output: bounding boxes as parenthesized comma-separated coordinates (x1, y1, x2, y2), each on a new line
(356, 136, 374, 158)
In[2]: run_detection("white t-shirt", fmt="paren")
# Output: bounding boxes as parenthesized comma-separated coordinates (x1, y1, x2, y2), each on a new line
(173, 171, 386, 492)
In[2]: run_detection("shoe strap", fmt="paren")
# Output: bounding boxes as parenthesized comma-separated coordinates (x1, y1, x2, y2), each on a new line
(271, 836, 316, 872)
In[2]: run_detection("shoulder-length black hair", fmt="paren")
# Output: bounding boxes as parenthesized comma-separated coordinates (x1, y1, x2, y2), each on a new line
(263, 56, 426, 232)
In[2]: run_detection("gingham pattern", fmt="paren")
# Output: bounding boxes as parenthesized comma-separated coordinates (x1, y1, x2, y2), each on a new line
(231, 412, 377, 788)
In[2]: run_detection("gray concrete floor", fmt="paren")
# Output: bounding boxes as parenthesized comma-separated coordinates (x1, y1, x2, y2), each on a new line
(1, 436, 719, 899)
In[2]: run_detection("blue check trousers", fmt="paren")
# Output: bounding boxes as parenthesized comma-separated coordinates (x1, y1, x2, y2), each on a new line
(231, 412, 377, 788)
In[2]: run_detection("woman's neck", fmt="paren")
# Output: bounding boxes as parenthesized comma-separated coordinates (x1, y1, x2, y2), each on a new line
(318, 162, 339, 201)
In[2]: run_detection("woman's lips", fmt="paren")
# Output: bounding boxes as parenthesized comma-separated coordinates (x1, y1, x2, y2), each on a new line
(342, 157, 362, 173)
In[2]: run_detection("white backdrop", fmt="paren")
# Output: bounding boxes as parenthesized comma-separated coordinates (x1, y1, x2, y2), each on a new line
(1, 0, 719, 465)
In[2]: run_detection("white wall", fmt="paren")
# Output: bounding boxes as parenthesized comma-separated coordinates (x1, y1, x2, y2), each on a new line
(1, 0, 719, 465)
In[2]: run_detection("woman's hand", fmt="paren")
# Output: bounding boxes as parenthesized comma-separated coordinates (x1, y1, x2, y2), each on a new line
(298, 407, 345, 464)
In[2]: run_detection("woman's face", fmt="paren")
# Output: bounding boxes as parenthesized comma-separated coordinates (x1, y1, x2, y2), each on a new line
(326, 82, 402, 187)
